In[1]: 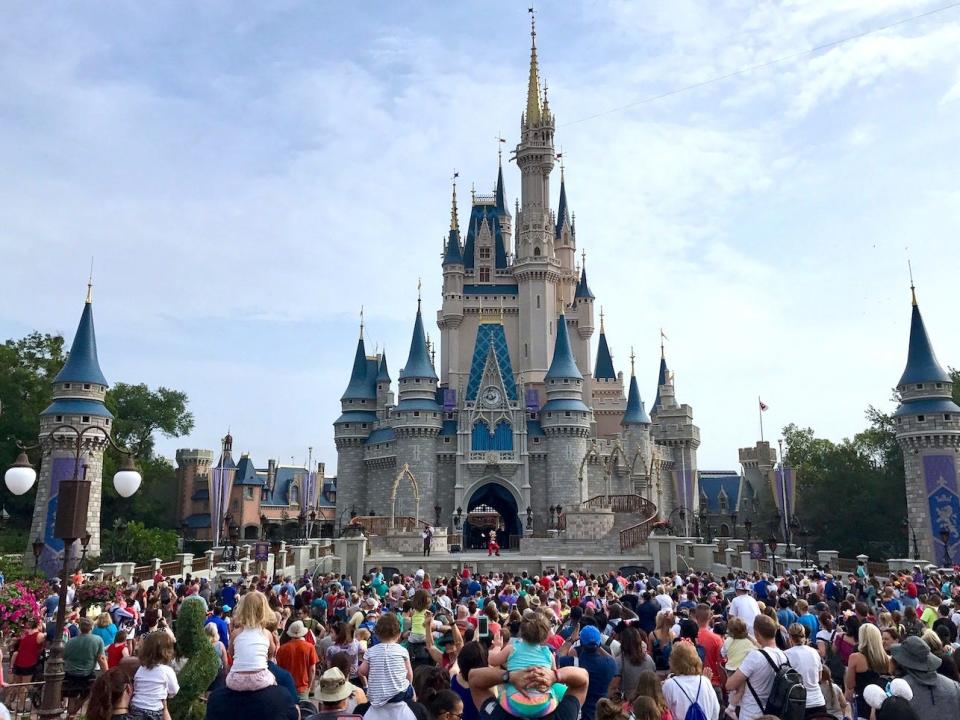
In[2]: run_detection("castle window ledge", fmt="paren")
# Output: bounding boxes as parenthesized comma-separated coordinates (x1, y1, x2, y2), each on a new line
(468, 451, 516, 464)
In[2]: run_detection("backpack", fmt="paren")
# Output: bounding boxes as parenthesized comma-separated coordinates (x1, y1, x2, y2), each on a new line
(822, 631, 845, 686)
(746, 649, 806, 720)
(671, 677, 708, 720)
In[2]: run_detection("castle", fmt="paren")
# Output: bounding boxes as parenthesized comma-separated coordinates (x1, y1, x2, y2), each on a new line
(333, 17, 702, 551)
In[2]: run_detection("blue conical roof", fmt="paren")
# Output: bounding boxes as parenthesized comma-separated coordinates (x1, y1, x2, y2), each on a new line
(443, 228, 463, 265)
(594, 330, 615, 379)
(495, 163, 509, 216)
(399, 305, 438, 380)
(555, 175, 571, 237)
(575, 266, 594, 299)
(899, 295, 951, 385)
(545, 313, 582, 380)
(377, 352, 391, 383)
(341, 337, 376, 401)
(652, 354, 669, 413)
(55, 300, 108, 386)
(623, 374, 650, 425)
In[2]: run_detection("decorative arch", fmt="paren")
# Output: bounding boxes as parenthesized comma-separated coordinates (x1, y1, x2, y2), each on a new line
(577, 440, 603, 503)
(462, 475, 523, 549)
(289, 484, 300, 506)
(390, 463, 420, 530)
(471, 419, 491, 450)
(493, 419, 513, 451)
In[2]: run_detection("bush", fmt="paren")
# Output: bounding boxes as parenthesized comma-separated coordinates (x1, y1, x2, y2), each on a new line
(0, 581, 44, 637)
(168, 596, 219, 720)
(100, 521, 179, 564)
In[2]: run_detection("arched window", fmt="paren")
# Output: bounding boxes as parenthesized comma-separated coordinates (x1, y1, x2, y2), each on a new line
(718, 489, 729, 513)
(534, 246, 541, 257)
(290, 484, 300, 505)
(493, 420, 513, 451)
(471, 419, 491, 451)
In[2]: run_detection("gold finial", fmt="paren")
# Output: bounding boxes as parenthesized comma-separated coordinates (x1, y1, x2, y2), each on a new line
(630, 346, 636, 376)
(600, 306, 605, 333)
(660, 328, 668, 357)
(359, 305, 365, 339)
(908, 259, 917, 306)
(85, 258, 94, 304)
(496, 134, 506, 165)
(451, 170, 459, 232)
(581, 248, 586, 269)
(525, 6, 542, 125)
(417, 278, 422, 310)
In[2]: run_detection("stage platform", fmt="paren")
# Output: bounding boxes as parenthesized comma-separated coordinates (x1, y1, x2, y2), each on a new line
(363, 550, 654, 577)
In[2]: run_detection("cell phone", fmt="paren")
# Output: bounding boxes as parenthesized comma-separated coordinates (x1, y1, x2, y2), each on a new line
(478, 616, 489, 637)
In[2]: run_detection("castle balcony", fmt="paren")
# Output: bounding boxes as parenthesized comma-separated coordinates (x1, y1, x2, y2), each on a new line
(467, 450, 517, 465)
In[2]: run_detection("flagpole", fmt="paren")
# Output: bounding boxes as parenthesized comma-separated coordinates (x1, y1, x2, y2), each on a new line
(758, 396, 765, 442)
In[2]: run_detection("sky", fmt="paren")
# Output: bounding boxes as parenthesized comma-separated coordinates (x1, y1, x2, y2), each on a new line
(2, 1, 959, 474)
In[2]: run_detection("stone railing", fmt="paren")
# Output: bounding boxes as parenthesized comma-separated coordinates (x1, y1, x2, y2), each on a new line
(350, 515, 428, 535)
(467, 451, 517, 464)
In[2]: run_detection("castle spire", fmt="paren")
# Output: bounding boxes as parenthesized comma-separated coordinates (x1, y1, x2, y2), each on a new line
(652, 334, 670, 414)
(399, 295, 438, 381)
(450, 171, 459, 231)
(341, 333, 375, 401)
(495, 140, 509, 215)
(525, 8, 542, 126)
(86, 258, 94, 304)
(54, 285, 109, 387)
(555, 160, 571, 237)
(545, 312, 582, 381)
(575, 250, 594, 299)
(593, 308, 615, 380)
(623, 347, 651, 426)
(898, 283, 951, 386)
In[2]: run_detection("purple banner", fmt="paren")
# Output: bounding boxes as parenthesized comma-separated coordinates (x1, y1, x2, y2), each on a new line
(208, 466, 234, 547)
(301, 470, 317, 513)
(924, 454, 959, 564)
(443, 389, 457, 412)
(38, 457, 78, 579)
(771, 467, 796, 518)
(674, 466, 695, 519)
(525, 389, 540, 412)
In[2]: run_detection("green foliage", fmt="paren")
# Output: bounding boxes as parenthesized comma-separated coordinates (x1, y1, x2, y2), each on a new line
(100, 521, 179, 564)
(0, 333, 65, 526)
(169, 596, 219, 720)
(0, 556, 44, 582)
(104, 383, 194, 458)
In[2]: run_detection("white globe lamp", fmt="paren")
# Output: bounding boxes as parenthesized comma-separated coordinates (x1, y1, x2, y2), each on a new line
(4, 452, 37, 495)
(113, 455, 142, 498)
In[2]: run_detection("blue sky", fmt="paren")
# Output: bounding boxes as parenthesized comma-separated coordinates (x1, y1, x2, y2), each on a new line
(2, 1, 959, 473)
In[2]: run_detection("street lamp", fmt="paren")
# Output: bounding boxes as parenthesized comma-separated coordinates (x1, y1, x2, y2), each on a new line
(32, 537, 44, 571)
(940, 527, 951, 567)
(901, 518, 920, 560)
(730, 512, 737, 536)
(744, 519, 753, 540)
(260, 513, 269, 540)
(4, 426, 141, 720)
(768, 536, 779, 576)
(454, 506, 463, 530)
(308, 509, 317, 539)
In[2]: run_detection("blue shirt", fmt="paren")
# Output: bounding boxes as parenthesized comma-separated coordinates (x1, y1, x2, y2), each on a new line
(559, 647, 616, 720)
(205, 615, 230, 648)
(268, 661, 299, 704)
(798, 613, 820, 639)
(753, 581, 769, 601)
(220, 586, 237, 608)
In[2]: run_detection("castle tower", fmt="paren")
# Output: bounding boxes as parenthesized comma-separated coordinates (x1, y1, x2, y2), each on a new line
(572, 256, 596, 401)
(622, 351, 653, 497)
(650, 345, 700, 522)
(175, 448, 215, 531)
(334, 323, 377, 522)
(393, 297, 443, 520)
(30, 287, 112, 574)
(893, 284, 960, 564)
(540, 310, 592, 515)
(555, 167, 575, 274)
(514, 14, 559, 380)
(495, 151, 513, 257)
(592, 312, 626, 438)
(737, 441, 778, 530)
(439, 179, 465, 388)
(376, 352, 393, 420)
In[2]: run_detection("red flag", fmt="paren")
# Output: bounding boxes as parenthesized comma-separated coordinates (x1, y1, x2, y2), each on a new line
(759, 399, 769, 412)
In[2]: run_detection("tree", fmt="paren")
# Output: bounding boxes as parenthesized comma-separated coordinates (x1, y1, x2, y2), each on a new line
(99, 521, 179, 564)
(0, 333, 65, 524)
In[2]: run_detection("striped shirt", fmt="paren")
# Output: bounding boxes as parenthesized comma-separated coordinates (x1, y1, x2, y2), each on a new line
(364, 642, 410, 706)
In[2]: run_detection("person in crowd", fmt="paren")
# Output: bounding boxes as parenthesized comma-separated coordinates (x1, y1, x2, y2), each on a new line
(661, 641, 720, 720)
(557, 625, 616, 720)
(227, 591, 278, 692)
(889, 635, 960, 717)
(87, 665, 136, 720)
(108, 629, 131, 669)
(784, 624, 827, 717)
(728, 580, 761, 638)
(275, 620, 319, 701)
(844, 623, 890, 718)
(326, 620, 364, 684)
(93, 613, 119, 650)
(725, 615, 788, 720)
(305, 667, 356, 720)
(359, 612, 413, 706)
(609, 625, 655, 697)
(128, 632, 179, 720)
(63, 616, 109, 719)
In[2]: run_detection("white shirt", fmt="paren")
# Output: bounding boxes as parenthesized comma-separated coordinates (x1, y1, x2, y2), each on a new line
(230, 628, 269, 671)
(656, 593, 674, 611)
(785, 645, 826, 708)
(729, 594, 761, 636)
(364, 641, 410, 706)
(738, 647, 788, 720)
(662, 675, 720, 720)
(132, 664, 179, 712)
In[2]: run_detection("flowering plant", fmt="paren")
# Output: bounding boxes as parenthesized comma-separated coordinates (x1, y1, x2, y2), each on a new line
(0, 581, 44, 636)
(76, 581, 119, 609)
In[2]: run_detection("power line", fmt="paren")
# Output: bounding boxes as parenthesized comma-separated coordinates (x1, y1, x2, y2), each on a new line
(563, 1, 960, 127)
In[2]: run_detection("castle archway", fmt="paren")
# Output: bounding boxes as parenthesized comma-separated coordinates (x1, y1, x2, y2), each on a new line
(463, 481, 521, 551)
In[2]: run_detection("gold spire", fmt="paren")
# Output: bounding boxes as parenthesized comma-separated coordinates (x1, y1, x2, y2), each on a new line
(525, 7, 542, 126)
(450, 170, 459, 232)
(630, 346, 636, 376)
(600, 306, 605, 333)
(417, 277, 422, 310)
(359, 306, 365, 339)
(85, 258, 94, 304)
(908, 259, 917, 306)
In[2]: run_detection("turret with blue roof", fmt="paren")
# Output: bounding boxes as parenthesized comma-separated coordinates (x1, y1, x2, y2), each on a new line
(594, 312, 615, 380)
(443, 177, 464, 266)
(396, 289, 441, 412)
(622, 349, 651, 426)
(334, 312, 378, 428)
(651, 338, 670, 416)
(541, 308, 590, 414)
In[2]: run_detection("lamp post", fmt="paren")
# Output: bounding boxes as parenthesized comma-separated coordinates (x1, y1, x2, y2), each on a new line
(297, 510, 307, 544)
(5, 427, 141, 720)
(940, 527, 951, 567)
(767, 536, 779, 577)
(308, 509, 317, 539)
(260, 513, 269, 540)
(281, 509, 290, 542)
(667, 506, 687, 536)
(32, 537, 44, 572)
(730, 512, 737, 537)
(744, 519, 753, 541)
(433, 504, 441, 527)
(526, 506, 533, 531)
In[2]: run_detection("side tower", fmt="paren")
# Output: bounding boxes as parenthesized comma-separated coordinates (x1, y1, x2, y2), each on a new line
(31, 288, 112, 574)
(175, 448, 214, 531)
(894, 284, 960, 564)
(592, 312, 625, 438)
(393, 298, 443, 521)
(650, 345, 700, 524)
(540, 310, 592, 513)
(514, 15, 559, 381)
(334, 325, 376, 523)
(621, 351, 653, 497)
(439, 180, 465, 389)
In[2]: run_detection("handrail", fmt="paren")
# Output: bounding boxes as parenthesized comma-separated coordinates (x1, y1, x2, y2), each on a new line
(579, 494, 659, 552)
(350, 515, 428, 535)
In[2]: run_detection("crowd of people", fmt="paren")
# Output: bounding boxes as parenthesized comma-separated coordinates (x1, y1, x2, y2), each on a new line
(3, 560, 960, 720)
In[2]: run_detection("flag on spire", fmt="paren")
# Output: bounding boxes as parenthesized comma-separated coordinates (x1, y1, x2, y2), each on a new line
(759, 399, 769, 412)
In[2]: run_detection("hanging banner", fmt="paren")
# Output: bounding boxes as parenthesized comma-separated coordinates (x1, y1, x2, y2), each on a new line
(673, 464, 695, 521)
(38, 457, 76, 579)
(208, 465, 234, 547)
(924, 454, 959, 565)
(770, 467, 796, 518)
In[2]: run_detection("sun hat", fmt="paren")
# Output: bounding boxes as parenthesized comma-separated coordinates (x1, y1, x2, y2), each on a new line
(579, 625, 602, 647)
(735, 579, 751, 592)
(286, 620, 308, 639)
(890, 636, 942, 679)
(318, 667, 353, 703)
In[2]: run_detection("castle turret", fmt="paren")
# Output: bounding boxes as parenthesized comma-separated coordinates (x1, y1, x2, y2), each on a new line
(540, 311, 591, 513)
(894, 283, 960, 563)
(376, 351, 393, 419)
(495, 152, 513, 256)
(334, 321, 377, 524)
(31, 285, 112, 571)
(572, 254, 595, 383)
(555, 166, 575, 273)
(440, 179, 465, 388)
(621, 350, 653, 498)
(392, 297, 442, 519)
(591, 312, 625, 438)
(515, 14, 559, 381)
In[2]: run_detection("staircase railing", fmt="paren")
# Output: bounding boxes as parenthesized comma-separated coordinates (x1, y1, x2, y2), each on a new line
(579, 494, 660, 552)
(349, 515, 427, 535)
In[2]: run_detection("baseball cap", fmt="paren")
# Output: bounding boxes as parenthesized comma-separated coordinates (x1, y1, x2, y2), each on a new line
(579, 625, 602, 647)
(736, 579, 751, 592)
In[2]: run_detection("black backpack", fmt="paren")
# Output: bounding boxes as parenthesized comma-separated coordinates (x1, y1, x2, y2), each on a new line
(822, 631, 845, 686)
(746, 649, 806, 720)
